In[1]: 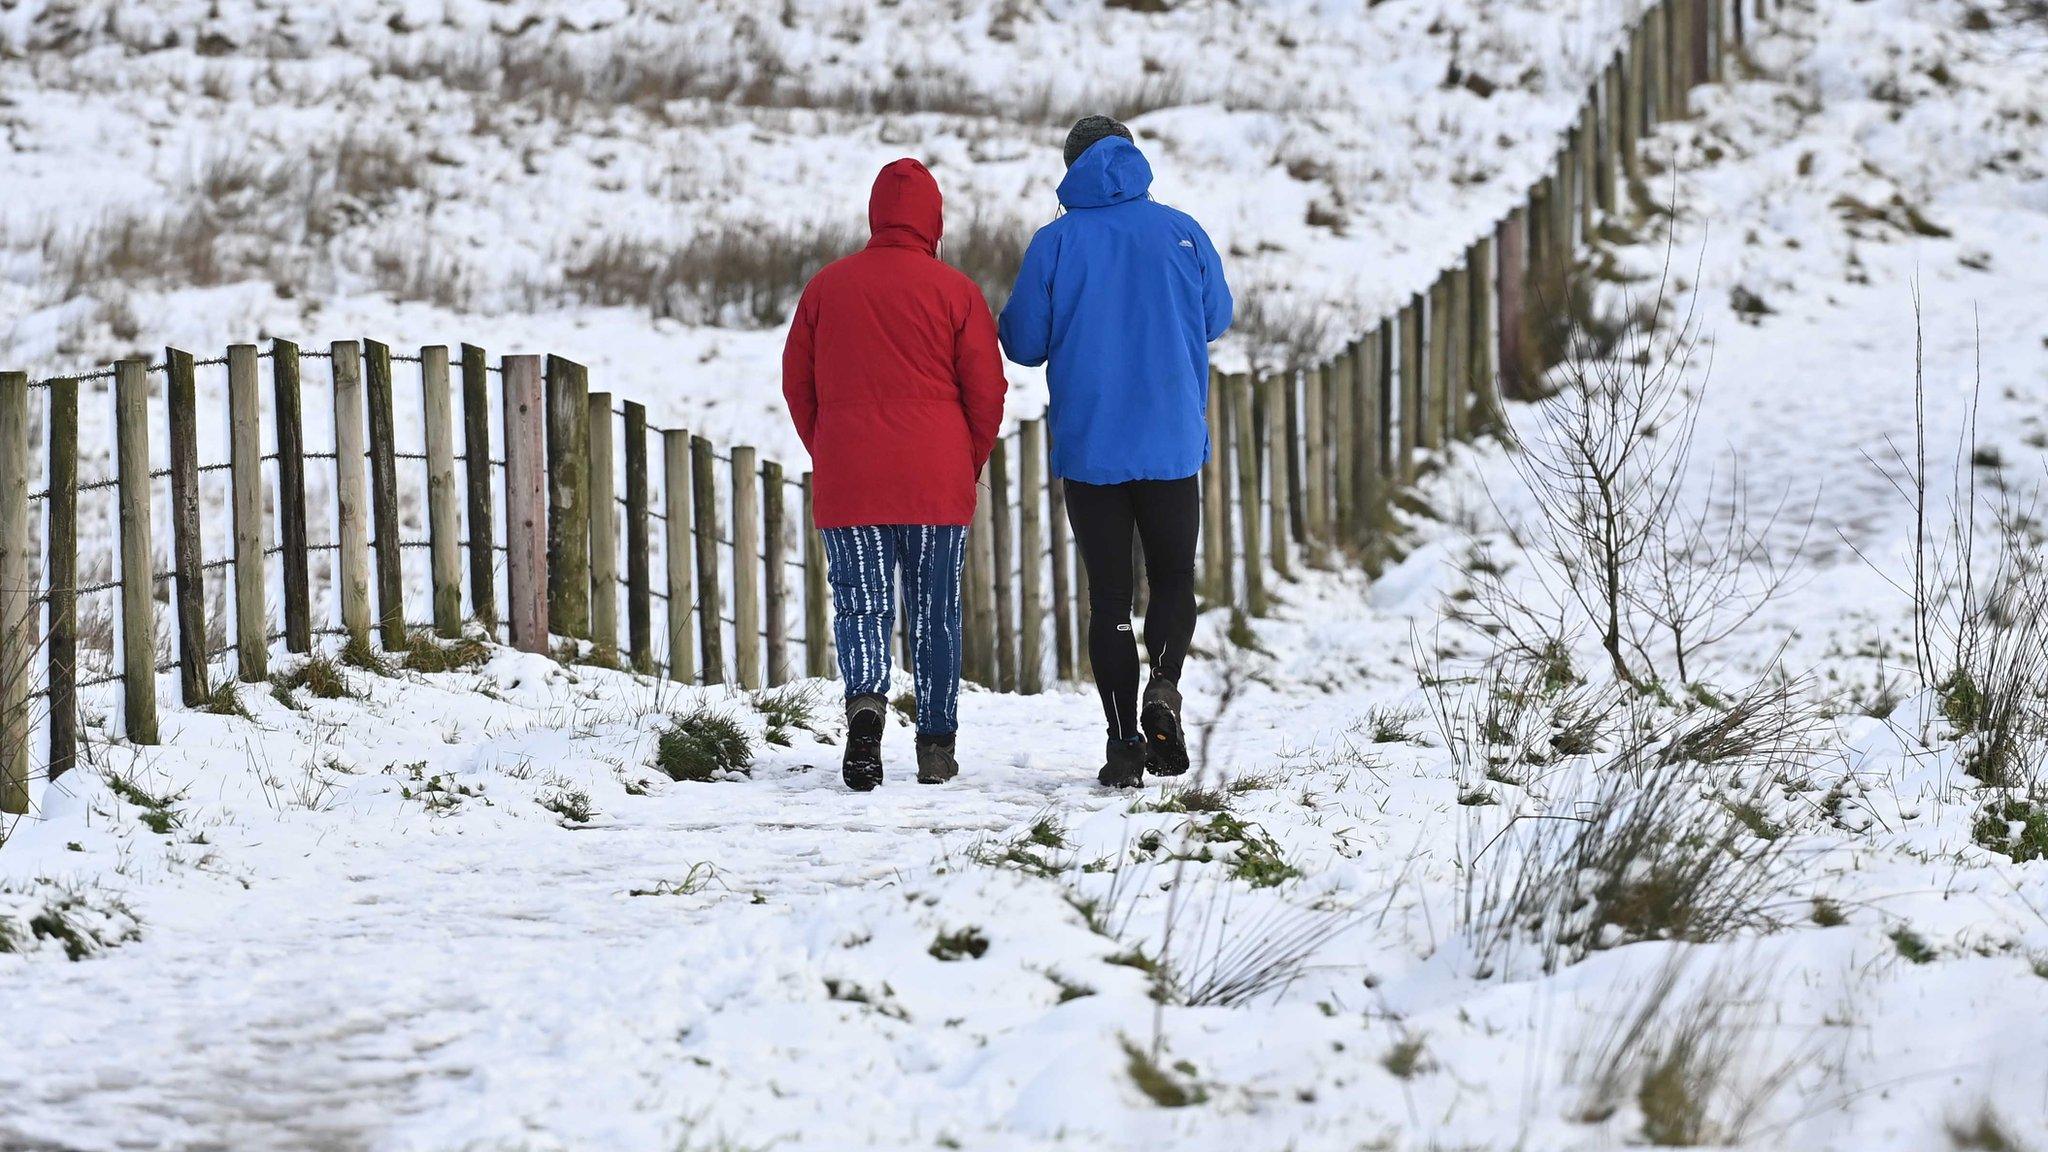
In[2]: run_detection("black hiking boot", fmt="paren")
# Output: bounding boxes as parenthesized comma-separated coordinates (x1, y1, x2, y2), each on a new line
(1141, 675, 1189, 777)
(842, 694, 886, 792)
(915, 733, 960, 784)
(1098, 738, 1148, 789)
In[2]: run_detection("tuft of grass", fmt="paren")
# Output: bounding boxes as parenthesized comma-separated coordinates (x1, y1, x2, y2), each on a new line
(1810, 898, 1847, 927)
(1363, 704, 1426, 745)
(199, 680, 249, 717)
(103, 771, 184, 835)
(1225, 769, 1286, 793)
(1025, 816, 1069, 850)
(1457, 787, 1500, 807)
(655, 706, 754, 782)
(1122, 1038, 1207, 1108)
(753, 682, 822, 747)
(929, 926, 990, 962)
(270, 655, 357, 701)
(1044, 969, 1095, 1003)
(1140, 785, 1232, 814)
(0, 882, 142, 961)
(1973, 796, 2048, 863)
(1891, 926, 1937, 965)
(339, 635, 393, 676)
(401, 631, 492, 674)
(1946, 1103, 2035, 1152)
(538, 786, 594, 824)
(1382, 1035, 1430, 1080)
(1202, 812, 1302, 888)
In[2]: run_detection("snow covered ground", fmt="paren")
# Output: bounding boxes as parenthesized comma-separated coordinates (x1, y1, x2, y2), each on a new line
(6, 0, 2048, 1149)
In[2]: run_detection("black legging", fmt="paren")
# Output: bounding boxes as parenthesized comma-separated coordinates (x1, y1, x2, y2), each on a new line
(1063, 476, 1199, 741)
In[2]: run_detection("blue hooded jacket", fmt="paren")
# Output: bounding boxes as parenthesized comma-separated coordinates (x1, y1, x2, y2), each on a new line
(998, 137, 1233, 485)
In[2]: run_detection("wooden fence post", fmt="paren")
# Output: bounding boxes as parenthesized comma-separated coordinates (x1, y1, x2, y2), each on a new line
(624, 402, 653, 674)
(587, 393, 620, 662)
(1233, 374, 1265, 615)
(272, 340, 312, 653)
(1263, 374, 1292, 581)
(1048, 453, 1076, 682)
(421, 345, 463, 640)
(762, 460, 789, 687)
(1019, 421, 1046, 695)
(115, 358, 158, 744)
(1303, 362, 1328, 545)
(500, 356, 548, 654)
(1400, 295, 1424, 481)
(227, 344, 268, 682)
(1624, 28, 1646, 192)
(1471, 233, 1504, 437)
(1332, 351, 1357, 547)
(991, 437, 1017, 692)
(691, 436, 724, 683)
(801, 472, 830, 681)
(731, 446, 762, 690)
(546, 355, 590, 641)
(1599, 60, 1622, 216)
(461, 343, 497, 632)
(1449, 261, 1473, 441)
(363, 340, 405, 651)
(1201, 371, 1228, 600)
(164, 348, 208, 705)
(45, 376, 78, 782)
(1354, 327, 1384, 549)
(0, 371, 28, 813)
(1497, 209, 1532, 403)
(1429, 282, 1455, 452)
(966, 462, 997, 687)
(664, 431, 696, 683)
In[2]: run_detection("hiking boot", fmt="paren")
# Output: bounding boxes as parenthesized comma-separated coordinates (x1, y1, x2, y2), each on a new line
(915, 733, 960, 784)
(1141, 675, 1189, 776)
(1098, 738, 1148, 789)
(842, 694, 887, 792)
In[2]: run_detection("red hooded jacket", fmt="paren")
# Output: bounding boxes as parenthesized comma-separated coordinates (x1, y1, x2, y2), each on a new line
(783, 159, 1008, 529)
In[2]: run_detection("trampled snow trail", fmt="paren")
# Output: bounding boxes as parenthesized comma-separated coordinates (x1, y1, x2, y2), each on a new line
(0, 564, 1421, 1152)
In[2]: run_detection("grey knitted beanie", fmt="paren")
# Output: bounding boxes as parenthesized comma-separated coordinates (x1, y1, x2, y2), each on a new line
(1063, 115, 1134, 168)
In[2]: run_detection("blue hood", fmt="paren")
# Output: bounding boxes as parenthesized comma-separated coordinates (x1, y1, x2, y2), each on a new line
(1056, 137, 1154, 210)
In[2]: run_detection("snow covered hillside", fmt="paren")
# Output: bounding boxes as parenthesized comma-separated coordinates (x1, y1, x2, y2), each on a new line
(0, 0, 1641, 454)
(5, 0, 2048, 1150)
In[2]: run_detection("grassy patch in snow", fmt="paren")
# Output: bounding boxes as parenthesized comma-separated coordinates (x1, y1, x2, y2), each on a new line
(401, 631, 493, 674)
(1972, 795, 2048, 863)
(753, 682, 823, 747)
(0, 881, 142, 961)
(656, 707, 754, 782)
(1121, 1037, 1207, 1108)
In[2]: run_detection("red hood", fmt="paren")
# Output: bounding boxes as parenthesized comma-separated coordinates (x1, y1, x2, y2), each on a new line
(867, 158, 942, 255)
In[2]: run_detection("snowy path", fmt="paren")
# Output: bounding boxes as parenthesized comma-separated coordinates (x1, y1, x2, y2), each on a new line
(0, 567, 1429, 1152)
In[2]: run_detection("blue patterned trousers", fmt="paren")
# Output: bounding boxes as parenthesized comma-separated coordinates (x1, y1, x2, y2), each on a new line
(821, 525, 967, 736)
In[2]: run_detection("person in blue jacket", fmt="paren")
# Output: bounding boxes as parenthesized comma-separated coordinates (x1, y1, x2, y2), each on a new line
(999, 115, 1233, 788)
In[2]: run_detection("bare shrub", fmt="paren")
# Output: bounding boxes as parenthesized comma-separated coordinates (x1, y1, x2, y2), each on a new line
(1461, 695, 1802, 976)
(1571, 950, 1806, 1145)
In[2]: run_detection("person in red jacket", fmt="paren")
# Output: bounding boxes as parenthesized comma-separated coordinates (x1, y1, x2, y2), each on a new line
(783, 158, 1007, 792)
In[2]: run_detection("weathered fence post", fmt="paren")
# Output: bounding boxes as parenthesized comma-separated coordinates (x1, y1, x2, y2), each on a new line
(1048, 454, 1076, 682)
(1332, 351, 1357, 547)
(1303, 362, 1328, 546)
(115, 358, 159, 744)
(1449, 261, 1473, 441)
(164, 348, 208, 705)
(691, 435, 724, 683)
(272, 340, 313, 654)
(664, 431, 696, 683)
(1355, 328, 1385, 550)
(624, 402, 653, 675)
(1233, 374, 1265, 615)
(0, 371, 29, 813)
(460, 343, 497, 632)
(1019, 421, 1046, 695)
(362, 340, 405, 651)
(1471, 234, 1505, 437)
(45, 376, 78, 782)
(966, 462, 997, 687)
(420, 345, 463, 641)
(731, 446, 762, 691)
(1497, 209, 1532, 403)
(1399, 295, 1424, 481)
(587, 393, 621, 662)
(1624, 28, 1645, 192)
(1201, 371, 1228, 601)
(546, 355, 590, 642)
(501, 356, 549, 654)
(1282, 366, 1305, 544)
(227, 344, 268, 681)
(801, 472, 830, 681)
(762, 460, 789, 687)
(991, 438, 1017, 692)
(1263, 373, 1292, 581)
